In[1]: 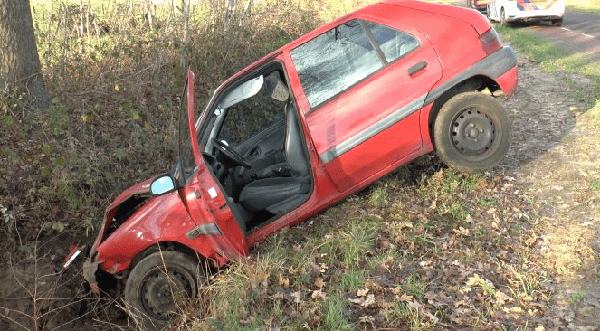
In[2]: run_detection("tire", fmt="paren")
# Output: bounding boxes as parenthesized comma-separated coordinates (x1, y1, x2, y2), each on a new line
(500, 7, 509, 26)
(433, 92, 510, 172)
(552, 18, 563, 26)
(124, 251, 200, 330)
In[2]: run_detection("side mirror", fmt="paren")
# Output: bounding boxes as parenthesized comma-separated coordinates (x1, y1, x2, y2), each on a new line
(150, 174, 176, 195)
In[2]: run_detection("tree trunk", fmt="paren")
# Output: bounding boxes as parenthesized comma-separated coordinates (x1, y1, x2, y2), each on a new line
(0, 0, 50, 109)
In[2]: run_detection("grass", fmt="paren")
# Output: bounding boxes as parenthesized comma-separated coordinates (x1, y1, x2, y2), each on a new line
(177, 167, 554, 330)
(566, 0, 600, 13)
(569, 291, 586, 306)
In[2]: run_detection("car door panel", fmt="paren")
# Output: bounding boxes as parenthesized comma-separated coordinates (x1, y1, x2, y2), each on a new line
(184, 72, 248, 257)
(305, 40, 442, 191)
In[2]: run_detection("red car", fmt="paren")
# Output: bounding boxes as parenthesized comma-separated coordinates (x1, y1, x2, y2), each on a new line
(468, 0, 490, 12)
(80, 0, 517, 328)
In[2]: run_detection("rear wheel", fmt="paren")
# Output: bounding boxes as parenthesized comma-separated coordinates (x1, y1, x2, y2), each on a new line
(433, 92, 510, 172)
(124, 251, 200, 330)
(552, 18, 563, 26)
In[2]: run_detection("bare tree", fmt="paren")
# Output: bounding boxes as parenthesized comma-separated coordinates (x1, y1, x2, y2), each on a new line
(0, 0, 50, 109)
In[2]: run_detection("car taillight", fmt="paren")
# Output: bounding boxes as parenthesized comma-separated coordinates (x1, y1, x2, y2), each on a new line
(480, 28, 503, 55)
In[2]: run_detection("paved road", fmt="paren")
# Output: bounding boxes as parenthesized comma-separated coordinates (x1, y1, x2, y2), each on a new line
(454, 1, 600, 61)
(522, 10, 600, 61)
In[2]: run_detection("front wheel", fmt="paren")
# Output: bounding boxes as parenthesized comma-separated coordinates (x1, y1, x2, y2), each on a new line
(433, 92, 510, 172)
(124, 251, 200, 330)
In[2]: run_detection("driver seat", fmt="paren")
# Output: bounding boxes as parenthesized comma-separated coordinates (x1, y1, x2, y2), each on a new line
(238, 103, 311, 214)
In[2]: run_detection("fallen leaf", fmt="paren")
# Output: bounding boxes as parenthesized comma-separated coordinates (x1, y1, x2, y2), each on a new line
(314, 277, 326, 289)
(454, 299, 471, 307)
(358, 316, 375, 323)
(319, 263, 328, 273)
(399, 294, 413, 302)
(290, 291, 301, 304)
(278, 274, 290, 288)
(311, 289, 327, 300)
(453, 226, 470, 236)
(348, 294, 376, 307)
(348, 297, 364, 305)
(362, 294, 376, 307)
(419, 260, 432, 267)
(356, 288, 369, 297)
(399, 221, 413, 229)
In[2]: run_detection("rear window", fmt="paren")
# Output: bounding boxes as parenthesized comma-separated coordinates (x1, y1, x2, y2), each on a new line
(291, 19, 419, 109)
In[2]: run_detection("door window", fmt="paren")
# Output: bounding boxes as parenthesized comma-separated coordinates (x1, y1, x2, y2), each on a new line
(217, 72, 288, 147)
(363, 21, 419, 63)
(290, 19, 419, 109)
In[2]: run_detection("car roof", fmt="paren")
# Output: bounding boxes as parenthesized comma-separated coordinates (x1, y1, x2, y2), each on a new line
(213, 1, 491, 94)
(282, 0, 489, 51)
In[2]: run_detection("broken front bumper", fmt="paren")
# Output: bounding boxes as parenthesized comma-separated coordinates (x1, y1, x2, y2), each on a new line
(82, 257, 102, 294)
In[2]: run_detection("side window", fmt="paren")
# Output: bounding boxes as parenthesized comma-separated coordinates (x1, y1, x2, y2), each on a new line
(218, 72, 288, 146)
(290, 19, 383, 109)
(364, 21, 419, 63)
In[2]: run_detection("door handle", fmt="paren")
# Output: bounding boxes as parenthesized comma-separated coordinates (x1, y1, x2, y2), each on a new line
(407, 61, 427, 76)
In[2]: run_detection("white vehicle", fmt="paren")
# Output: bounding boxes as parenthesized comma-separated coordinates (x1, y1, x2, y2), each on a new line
(488, 0, 566, 25)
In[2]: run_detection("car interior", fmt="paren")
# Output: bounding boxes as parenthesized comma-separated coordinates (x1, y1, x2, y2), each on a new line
(199, 63, 313, 233)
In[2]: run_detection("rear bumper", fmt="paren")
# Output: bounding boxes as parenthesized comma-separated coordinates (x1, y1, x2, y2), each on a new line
(495, 66, 519, 97)
(507, 13, 563, 22)
(505, 3, 565, 22)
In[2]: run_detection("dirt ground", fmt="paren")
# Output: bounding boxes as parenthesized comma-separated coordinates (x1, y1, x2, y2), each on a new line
(501, 52, 600, 329)
(1, 48, 600, 330)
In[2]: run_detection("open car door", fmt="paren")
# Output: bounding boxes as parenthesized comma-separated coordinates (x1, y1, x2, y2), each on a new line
(180, 71, 249, 262)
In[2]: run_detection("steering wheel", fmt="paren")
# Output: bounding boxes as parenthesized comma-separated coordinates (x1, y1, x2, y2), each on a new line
(212, 138, 252, 168)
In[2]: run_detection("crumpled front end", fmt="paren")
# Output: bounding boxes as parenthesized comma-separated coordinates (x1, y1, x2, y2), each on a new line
(82, 180, 198, 294)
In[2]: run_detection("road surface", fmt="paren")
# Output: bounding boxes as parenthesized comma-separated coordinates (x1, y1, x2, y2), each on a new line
(523, 10, 600, 61)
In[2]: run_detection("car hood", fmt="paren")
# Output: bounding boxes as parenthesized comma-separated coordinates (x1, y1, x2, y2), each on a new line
(90, 177, 153, 253)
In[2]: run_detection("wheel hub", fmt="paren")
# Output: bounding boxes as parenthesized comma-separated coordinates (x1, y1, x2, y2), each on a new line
(451, 108, 495, 157)
(141, 269, 192, 319)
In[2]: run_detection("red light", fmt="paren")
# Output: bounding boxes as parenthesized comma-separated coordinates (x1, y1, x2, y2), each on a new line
(480, 28, 503, 55)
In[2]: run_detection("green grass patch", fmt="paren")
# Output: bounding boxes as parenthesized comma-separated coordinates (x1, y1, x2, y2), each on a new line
(567, 0, 600, 13)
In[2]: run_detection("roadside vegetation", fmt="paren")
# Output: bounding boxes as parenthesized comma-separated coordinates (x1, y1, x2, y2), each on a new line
(1, 0, 599, 330)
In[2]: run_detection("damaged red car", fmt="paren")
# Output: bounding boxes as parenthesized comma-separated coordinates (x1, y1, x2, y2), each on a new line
(80, 0, 518, 328)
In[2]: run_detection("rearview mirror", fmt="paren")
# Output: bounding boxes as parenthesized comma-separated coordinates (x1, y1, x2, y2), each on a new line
(150, 174, 176, 195)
